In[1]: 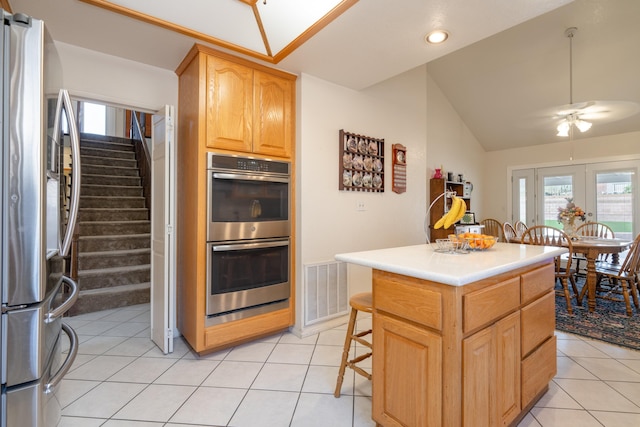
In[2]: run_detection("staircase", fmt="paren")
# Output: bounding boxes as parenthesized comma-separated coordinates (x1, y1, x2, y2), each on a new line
(69, 133, 151, 316)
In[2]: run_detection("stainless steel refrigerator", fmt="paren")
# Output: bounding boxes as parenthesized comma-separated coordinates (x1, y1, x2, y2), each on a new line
(1, 10, 81, 427)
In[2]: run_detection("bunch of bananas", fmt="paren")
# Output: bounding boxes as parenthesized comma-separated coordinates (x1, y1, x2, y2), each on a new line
(434, 195, 466, 229)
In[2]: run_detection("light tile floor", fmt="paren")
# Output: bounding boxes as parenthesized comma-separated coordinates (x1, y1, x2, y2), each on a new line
(58, 304, 640, 427)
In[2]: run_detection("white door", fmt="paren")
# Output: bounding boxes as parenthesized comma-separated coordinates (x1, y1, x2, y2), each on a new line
(585, 161, 639, 240)
(151, 105, 176, 354)
(536, 165, 586, 226)
(511, 168, 535, 226)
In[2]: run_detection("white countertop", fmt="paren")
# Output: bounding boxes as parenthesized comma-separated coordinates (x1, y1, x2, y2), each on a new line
(335, 242, 568, 286)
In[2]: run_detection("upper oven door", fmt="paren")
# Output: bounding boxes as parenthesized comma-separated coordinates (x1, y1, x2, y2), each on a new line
(208, 170, 290, 241)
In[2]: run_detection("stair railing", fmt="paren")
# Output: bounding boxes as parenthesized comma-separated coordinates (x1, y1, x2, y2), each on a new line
(130, 111, 152, 215)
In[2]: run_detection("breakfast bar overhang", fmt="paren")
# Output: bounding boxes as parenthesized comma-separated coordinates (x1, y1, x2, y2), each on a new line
(336, 242, 568, 427)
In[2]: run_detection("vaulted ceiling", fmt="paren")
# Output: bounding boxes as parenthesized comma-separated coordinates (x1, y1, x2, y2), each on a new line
(6, 0, 640, 152)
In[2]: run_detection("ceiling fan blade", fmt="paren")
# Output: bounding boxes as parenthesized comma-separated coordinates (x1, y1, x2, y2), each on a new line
(525, 100, 640, 126)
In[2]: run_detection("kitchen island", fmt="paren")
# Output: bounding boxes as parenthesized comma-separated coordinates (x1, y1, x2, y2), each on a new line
(335, 242, 567, 427)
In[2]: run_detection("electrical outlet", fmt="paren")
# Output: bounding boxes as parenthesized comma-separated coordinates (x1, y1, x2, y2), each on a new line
(356, 201, 366, 211)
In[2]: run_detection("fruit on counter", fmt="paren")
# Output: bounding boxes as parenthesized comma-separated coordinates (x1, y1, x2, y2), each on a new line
(434, 195, 466, 229)
(457, 232, 497, 250)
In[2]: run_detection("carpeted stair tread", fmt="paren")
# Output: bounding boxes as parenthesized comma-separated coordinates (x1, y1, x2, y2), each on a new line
(83, 174, 141, 186)
(83, 164, 141, 177)
(77, 282, 150, 296)
(80, 146, 137, 160)
(78, 263, 150, 274)
(81, 155, 137, 168)
(79, 247, 150, 258)
(80, 139, 135, 151)
(79, 208, 148, 221)
(77, 234, 150, 252)
(78, 233, 151, 241)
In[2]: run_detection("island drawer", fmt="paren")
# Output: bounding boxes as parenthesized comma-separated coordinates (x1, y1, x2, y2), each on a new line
(374, 275, 442, 331)
(520, 290, 555, 357)
(521, 264, 555, 304)
(463, 277, 520, 333)
(521, 335, 556, 408)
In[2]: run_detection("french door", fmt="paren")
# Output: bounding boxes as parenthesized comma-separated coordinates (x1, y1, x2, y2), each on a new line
(511, 161, 638, 239)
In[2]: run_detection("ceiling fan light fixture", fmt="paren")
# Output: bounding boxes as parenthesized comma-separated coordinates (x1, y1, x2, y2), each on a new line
(425, 30, 449, 45)
(557, 121, 570, 137)
(575, 119, 592, 133)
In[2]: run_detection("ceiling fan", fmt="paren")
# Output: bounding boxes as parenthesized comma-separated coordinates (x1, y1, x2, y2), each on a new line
(531, 27, 639, 137)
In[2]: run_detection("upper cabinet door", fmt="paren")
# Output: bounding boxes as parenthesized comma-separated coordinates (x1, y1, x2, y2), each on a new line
(206, 56, 253, 152)
(253, 70, 293, 158)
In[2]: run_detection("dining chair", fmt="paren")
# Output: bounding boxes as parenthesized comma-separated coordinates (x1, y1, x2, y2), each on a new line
(514, 221, 528, 238)
(503, 222, 517, 243)
(520, 225, 579, 314)
(573, 222, 616, 274)
(480, 218, 503, 240)
(578, 233, 640, 316)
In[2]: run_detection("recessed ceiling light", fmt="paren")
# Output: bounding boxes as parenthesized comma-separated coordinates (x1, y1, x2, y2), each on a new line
(425, 30, 449, 45)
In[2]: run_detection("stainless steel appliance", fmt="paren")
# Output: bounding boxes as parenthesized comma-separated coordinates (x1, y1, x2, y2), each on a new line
(1, 10, 80, 427)
(205, 154, 290, 325)
(207, 152, 290, 241)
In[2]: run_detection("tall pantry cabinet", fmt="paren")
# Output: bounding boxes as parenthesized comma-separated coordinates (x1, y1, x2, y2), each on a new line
(175, 44, 296, 354)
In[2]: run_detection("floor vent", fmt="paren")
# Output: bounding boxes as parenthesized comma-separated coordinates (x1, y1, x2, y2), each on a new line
(304, 261, 349, 326)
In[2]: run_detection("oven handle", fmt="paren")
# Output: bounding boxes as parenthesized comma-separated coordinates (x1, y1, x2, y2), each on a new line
(212, 240, 289, 252)
(212, 172, 289, 184)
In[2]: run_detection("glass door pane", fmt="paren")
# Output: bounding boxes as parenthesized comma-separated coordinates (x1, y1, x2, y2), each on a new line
(586, 161, 639, 241)
(536, 166, 585, 227)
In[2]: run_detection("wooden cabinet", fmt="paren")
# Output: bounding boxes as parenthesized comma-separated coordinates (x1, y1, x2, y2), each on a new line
(205, 55, 253, 153)
(205, 53, 294, 158)
(463, 311, 521, 427)
(253, 70, 293, 158)
(175, 44, 297, 355)
(372, 261, 556, 427)
(429, 178, 472, 241)
(373, 314, 442, 427)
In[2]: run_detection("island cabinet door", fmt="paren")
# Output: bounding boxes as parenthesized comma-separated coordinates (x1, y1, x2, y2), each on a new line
(463, 311, 521, 427)
(372, 313, 442, 427)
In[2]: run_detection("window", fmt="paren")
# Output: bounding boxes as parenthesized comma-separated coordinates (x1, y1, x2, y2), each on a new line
(81, 102, 106, 135)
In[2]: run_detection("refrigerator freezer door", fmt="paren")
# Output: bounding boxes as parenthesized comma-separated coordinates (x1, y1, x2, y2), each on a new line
(4, 323, 78, 427)
(3, 14, 47, 307)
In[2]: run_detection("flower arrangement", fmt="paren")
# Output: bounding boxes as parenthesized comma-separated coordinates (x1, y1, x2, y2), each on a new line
(557, 198, 586, 224)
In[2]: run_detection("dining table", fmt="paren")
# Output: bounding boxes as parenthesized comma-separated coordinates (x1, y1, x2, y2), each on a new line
(570, 237, 633, 312)
(509, 235, 633, 312)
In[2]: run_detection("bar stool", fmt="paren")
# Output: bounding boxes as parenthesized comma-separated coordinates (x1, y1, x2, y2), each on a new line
(334, 292, 373, 397)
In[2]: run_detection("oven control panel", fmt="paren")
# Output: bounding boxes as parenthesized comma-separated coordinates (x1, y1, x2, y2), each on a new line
(208, 153, 289, 175)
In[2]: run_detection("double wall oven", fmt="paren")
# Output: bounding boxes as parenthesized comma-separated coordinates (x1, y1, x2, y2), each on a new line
(206, 153, 291, 325)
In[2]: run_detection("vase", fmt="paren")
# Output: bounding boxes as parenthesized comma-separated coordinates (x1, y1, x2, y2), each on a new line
(560, 218, 578, 238)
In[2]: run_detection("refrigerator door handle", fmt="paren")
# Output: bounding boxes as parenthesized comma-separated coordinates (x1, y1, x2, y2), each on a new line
(57, 89, 81, 257)
(45, 276, 79, 323)
(44, 323, 78, 394)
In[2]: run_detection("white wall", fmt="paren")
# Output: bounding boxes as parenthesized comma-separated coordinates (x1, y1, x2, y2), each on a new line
(56, 41, 178, 111)
(294, 66, 429, 334)
(425, 73, 487, 220)
(483, 131, 640, 221)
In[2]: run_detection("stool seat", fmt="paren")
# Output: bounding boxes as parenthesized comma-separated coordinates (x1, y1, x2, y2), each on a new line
(349, 292, 373, 314)
(334, 292, 373, 398)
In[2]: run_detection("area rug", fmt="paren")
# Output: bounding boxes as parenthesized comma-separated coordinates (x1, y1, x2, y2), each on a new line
(555, 277, 640, 351)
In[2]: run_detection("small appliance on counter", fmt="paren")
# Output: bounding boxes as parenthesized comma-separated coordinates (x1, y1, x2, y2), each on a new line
(455, 224, 485, 235)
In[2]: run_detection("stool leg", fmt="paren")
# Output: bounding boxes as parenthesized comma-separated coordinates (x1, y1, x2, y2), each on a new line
(334, 307, 358, 397)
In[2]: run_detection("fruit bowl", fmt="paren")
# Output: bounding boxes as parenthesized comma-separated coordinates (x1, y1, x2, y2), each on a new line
(435, 238, 466, 253)
(457, 233, 498, 250)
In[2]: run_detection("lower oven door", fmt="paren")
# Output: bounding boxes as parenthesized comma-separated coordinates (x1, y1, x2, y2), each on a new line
(207, 238, 290, 317)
